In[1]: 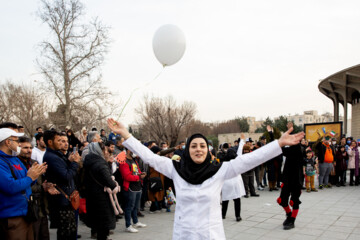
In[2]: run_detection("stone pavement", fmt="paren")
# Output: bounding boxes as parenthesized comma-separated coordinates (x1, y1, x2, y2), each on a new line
(50, 185, 360, 240)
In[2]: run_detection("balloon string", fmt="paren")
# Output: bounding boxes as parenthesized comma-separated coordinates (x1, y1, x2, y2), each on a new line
(117, 66, 166, 120)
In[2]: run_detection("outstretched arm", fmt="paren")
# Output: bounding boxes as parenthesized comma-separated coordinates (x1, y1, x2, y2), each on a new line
(107, 118, 174, 178)
(236, 134, 245, 156)
(224, 127, 304, 179)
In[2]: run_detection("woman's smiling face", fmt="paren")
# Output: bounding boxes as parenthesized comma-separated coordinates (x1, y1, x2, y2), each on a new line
(189, 138, 208, 164)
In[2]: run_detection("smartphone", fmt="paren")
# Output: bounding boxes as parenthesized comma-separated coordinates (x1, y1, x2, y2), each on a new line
(73, 146, 78, 154)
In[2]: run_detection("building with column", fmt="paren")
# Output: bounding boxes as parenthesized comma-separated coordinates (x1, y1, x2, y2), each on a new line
(318, 64, 360, 139)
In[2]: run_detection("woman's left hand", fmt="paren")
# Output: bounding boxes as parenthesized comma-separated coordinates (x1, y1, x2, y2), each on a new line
(278, 127, 305, 147)
(107, 118, 130, 138)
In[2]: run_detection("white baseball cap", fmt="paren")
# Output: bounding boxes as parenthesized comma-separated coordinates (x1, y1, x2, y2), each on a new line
(0, 128, 24, 142)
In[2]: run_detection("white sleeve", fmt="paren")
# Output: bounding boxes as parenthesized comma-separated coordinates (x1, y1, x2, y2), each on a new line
(111, 162, 117, 174)
(123, 136, 174, 179)
(236, 139, 245, 156)
(224, 140, 282, 180)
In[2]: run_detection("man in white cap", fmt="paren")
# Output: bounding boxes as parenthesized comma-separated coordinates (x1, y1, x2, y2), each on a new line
(0, 128, 47, 240)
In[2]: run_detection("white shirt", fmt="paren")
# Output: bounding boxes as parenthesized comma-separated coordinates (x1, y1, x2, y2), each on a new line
(221, 139, 246, 201)
(124, 136, 282, 240)
(31, 147, 46, 164)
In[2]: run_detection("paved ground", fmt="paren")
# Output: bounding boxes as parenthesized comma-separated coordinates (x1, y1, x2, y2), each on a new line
(50, 184, 360, 240)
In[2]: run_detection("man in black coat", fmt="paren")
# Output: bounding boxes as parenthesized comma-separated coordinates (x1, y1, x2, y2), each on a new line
(43, 130, 80, 240)
(277, 122, 303, 230)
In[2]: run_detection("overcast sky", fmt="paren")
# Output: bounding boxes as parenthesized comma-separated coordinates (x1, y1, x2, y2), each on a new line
(1, 0, 359, 126)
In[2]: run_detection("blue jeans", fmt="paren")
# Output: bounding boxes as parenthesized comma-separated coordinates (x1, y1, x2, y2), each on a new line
(319, 162, 333, 185)
(123, 190, 142, 228)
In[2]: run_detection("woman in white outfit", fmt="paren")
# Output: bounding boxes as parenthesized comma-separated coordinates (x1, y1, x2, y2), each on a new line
(220, 140, 246, 221)
(107, 118, 304, 240)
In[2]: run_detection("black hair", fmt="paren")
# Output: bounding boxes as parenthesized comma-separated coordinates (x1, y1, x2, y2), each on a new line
(0, 122, 18, 129)
(91, 127, 97, 131)
(178, 140, 185, 144)
(19, 136, 31, 143)
(59, 132, 67, 137)
(18, 126, 24, 129)
(35, 132, 44, 142)
(222, 143, 229, 149)
(36, 127, 42, 131)
(105, 141, 114, 147)
(43, 130, 60, 147)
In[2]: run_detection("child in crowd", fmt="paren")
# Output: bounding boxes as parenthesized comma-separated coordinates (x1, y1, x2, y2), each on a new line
(303, 150, 318, 192)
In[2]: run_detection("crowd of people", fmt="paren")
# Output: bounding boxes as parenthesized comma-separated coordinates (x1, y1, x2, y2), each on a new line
(0, 120, 359, 239)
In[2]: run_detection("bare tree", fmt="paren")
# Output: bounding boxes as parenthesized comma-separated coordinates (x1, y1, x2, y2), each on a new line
(0, 82, 51, 137)
(212, 120, 241, 135)
(135, 95, 196, 146)
(181, 119, 212, 140)
(37, 0, 112, 127)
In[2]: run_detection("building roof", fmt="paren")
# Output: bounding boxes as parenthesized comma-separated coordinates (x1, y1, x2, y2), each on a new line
(318, 64, 360, 104)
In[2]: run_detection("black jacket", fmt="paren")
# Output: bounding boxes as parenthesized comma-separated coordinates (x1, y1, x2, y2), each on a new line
(282, 144, 303, 188)
(84, 153, 117, 230)
(43, 148, 78, 207)
(43, 148, 78, 228)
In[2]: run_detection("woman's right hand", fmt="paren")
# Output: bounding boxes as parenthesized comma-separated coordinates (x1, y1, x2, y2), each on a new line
(107, 118, 130, 139)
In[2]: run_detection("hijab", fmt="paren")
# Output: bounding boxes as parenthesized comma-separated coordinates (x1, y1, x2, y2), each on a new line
(172, 133, 222, 185)
(88, 142, 104, 159)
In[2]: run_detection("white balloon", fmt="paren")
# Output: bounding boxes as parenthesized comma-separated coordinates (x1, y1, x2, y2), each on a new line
(152, 24, 186, 66)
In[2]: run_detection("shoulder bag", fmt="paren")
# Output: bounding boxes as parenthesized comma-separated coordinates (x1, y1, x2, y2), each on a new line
(56, 187, 80, 210)
(149, 171, 163, 192)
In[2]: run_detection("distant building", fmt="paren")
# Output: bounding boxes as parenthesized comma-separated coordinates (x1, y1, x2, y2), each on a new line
(286, 110, 343, 127)
(246, 117, 264, 133)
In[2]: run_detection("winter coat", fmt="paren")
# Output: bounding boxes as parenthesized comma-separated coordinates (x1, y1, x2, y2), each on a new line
(67, 134, 82, 152)
(0, 150, 32, 218)
(347, 147, 360, 170)
(18, 156, 49, 218)
(281, 144, 303, 188)
(119, 158, 142, 192)
(84, 152, 117, 230)
(335, 150, 348, 172)
(316, 141, 336, 163)
(124, 136, 282, 240)
(148, 167, 165, 202)
(43, 148, 78, 207)
(43, 148, 78, 227)
(108, 132, 120, 144)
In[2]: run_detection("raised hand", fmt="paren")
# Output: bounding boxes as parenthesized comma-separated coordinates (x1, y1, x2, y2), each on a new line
(266, 125, 273, 132)
(107, 118, 130, 138)
(240, 133, 245, 140)
(278, 127, 305, 147)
